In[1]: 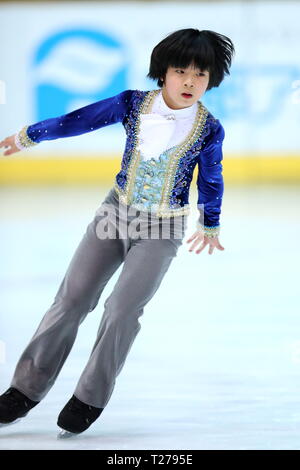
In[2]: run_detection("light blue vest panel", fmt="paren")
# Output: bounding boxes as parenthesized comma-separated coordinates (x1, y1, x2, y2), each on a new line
(130, 146, 178, 212)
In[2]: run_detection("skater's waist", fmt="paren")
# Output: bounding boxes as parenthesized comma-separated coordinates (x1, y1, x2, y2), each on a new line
(104, 187, 189, 222)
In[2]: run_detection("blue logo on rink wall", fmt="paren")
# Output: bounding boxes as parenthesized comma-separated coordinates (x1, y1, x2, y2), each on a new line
(32, 27, 299, 128)
(202, 64, 300, 123)
(32, 28, 128, 121)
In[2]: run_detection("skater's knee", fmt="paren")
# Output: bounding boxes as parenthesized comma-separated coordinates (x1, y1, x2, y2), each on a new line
(104, 297, 143, 323)
(58, 293, 99, 315)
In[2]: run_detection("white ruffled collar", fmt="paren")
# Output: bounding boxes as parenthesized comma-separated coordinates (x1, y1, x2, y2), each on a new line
(136, 91, 198, 161)
(154, 90, 197, 119)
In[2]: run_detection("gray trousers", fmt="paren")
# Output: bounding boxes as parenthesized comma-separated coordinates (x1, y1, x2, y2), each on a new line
(10, 187, 187, 408)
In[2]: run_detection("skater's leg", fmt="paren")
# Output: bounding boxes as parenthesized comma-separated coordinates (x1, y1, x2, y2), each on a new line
(10, 210, 128, 402)
(73, 235, 183, 408)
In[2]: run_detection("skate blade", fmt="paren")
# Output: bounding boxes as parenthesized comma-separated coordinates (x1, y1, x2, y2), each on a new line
(0, 418, 21, 428)
(57, 429, 79, 439)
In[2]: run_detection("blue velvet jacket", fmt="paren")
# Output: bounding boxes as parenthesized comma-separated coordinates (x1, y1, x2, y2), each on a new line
(17, 88, 224, 236)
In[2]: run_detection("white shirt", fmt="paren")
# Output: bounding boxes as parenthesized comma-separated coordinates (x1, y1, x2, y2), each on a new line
(137, 90, 198, 161)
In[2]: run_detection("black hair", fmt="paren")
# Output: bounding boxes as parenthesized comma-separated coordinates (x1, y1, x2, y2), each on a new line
(147, 28, 235, 91)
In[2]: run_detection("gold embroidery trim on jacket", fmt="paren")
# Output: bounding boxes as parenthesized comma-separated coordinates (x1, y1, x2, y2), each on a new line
(115, 89, 209, 218)
(17, 125, 38, 148)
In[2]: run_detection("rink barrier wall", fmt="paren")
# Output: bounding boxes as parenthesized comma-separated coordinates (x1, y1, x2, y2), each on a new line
(1, 154, 300, 184)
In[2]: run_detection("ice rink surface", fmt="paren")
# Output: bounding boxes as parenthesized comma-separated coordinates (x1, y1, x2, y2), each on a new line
(0, 183, 299, 450)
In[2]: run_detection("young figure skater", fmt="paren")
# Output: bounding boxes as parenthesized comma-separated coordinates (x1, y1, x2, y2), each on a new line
(0, 28, 234, 437)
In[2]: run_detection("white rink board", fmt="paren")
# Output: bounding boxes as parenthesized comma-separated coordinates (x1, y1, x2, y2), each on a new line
(0, 1, 299, 156)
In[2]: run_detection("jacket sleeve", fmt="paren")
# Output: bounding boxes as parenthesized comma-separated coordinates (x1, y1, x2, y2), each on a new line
(14, 89, 135, 149)
(196, 118, 225, 238)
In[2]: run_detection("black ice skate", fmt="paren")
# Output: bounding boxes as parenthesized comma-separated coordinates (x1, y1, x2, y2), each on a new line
(0, 387, 39, 427)
(57, 395, 103, 438)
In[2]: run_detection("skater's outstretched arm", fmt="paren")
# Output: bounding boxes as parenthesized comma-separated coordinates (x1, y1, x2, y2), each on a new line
(0, 89, 135, 156)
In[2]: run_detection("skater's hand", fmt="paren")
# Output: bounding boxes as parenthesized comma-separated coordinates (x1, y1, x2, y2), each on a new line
(186, 230, 225, 255)
(0, 134, 21, 156)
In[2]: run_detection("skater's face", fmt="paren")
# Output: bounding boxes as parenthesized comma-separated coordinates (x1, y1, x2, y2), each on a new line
(160, 63, 209, 110)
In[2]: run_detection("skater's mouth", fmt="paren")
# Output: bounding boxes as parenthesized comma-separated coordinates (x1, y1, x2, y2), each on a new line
(181, 93, 193, 99)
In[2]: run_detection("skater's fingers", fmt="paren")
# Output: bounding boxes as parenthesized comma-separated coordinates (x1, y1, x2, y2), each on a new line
(186, 230, 203, 243)
(207, 243, 215, 255)
(188, 235, 207, 253)
(186, 233, 197, 243)
(188, 239, 198, 251)
(0, 138, 9, 148)
(3, 147, 20, 156)
(0, 135, 20, 156)
(195, 240, 208, 254)
(1, 135, 16, 146)
(2, 148, 18, 156)
(216, 241, 225, 250)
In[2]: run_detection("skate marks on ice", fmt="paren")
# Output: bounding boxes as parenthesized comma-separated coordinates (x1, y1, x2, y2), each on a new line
(1, 185, 300, 449)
